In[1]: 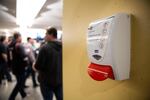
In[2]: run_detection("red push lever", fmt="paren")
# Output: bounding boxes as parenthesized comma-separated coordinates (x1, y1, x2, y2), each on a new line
(88, 63, 115, 81)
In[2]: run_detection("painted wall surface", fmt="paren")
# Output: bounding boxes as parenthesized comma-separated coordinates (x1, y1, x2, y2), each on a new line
(63, 0, 150, 100)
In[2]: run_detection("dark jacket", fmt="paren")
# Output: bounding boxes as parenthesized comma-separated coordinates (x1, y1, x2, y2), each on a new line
(0, 42, 7, 64)
(35, 41, 62, 87)
(11, 42, 28, 75)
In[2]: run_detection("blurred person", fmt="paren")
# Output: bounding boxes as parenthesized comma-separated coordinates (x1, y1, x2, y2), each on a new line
(1, 36, 13, 82)
(7, 36, 13, 76)
(33, 27, 63, 100)
(7, 36, 13, 69)
(24, 37, 38, 88)
(0, 35, 8, 84)
(9, 32, 28, 100)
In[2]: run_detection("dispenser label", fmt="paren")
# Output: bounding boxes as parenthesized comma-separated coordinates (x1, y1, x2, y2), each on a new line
(87, 18, 113, 63)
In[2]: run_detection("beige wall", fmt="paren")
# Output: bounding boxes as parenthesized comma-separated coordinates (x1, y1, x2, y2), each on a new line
(63, 0, 150, 100)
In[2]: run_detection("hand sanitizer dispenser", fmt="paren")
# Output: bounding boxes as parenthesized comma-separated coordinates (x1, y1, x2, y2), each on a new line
(87, 13, 130, 81)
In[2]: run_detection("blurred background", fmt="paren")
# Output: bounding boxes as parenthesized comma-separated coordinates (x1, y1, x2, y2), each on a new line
(0, 0, 62, 42)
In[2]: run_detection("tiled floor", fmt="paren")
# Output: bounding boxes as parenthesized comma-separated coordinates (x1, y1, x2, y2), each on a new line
(0, 74, 56, 100)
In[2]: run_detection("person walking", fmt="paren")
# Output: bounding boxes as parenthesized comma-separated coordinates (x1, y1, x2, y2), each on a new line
(24, 37, 38, 88)
(33, 27, 63, 100)
(9, 32, 28, 100)
(0, 35, 8, 84)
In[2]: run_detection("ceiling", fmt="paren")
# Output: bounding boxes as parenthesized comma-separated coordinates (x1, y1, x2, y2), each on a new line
(0, 0, 62, 31)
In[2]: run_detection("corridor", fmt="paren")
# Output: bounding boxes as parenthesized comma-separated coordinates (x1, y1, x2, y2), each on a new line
(0, 74, 56, 100)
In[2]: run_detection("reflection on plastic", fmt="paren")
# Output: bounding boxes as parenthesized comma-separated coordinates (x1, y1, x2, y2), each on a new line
(88, 63, 114, 81)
